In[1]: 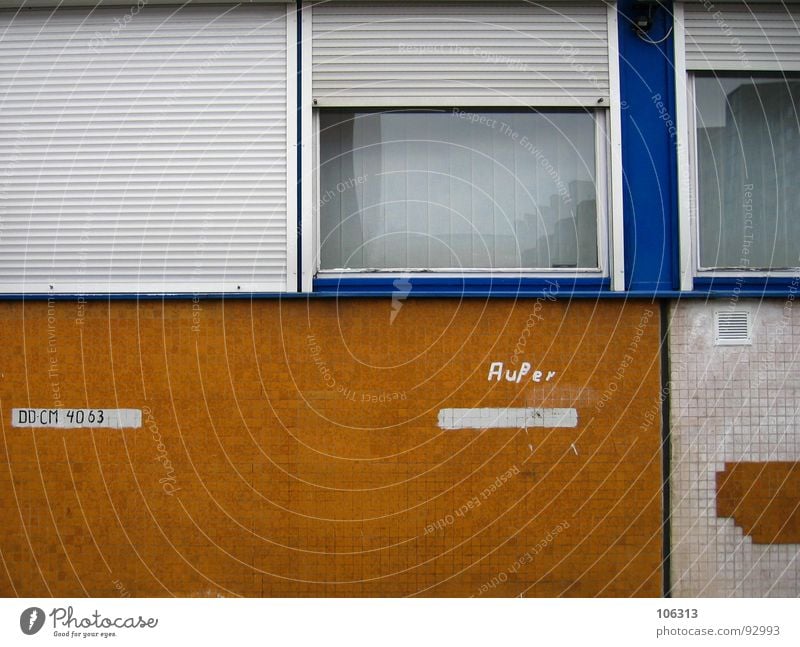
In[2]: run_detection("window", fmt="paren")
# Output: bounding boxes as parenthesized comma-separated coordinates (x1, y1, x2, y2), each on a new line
(679, 0, 800, 283)
(304, 1, 624, 287)
(0, 3, 296, 294)
(693, 73, 800, 271)
(318, 109, 601, 272)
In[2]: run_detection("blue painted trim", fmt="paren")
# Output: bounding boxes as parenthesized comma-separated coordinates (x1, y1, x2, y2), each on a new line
(693, 276, 800, 292)
(617, 0, 678, 292)
(5, 288, 796, 301)
(313, 277, 609, 291)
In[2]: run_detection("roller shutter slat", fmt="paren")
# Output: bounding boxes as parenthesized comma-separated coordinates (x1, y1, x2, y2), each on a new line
(684, 2, 800, 70)
(311, 1, 610, 105)
(0, 5, 289, 293)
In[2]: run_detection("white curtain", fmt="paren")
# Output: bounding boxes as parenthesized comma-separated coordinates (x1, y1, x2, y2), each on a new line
(319, 110, 598, 271)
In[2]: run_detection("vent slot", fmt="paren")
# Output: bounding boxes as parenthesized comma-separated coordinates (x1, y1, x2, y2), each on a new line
(715, 311, 752, 346)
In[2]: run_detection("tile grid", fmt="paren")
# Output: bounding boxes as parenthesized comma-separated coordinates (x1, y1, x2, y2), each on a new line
(670, 300, 800, 596)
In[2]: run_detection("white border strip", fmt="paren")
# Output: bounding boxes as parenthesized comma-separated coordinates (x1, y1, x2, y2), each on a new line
(300, 2, 315, 292)
(311, 96, 609, 109)
(595, 109, 610, 278)
(673, 1, 693, 291)
(607, 1, 625, 292)
(12, 408, 142, 429)
(286, 5, 299, 292)
(438, 408, 578, 430)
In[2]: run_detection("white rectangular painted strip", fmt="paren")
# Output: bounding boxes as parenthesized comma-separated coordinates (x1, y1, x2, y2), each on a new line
(11, 408, 142, 429)
(438, 408, 578, 430)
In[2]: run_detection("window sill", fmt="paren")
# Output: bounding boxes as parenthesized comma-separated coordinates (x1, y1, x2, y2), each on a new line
(312, 276, 611, 297)
(692, 275, 800, 292)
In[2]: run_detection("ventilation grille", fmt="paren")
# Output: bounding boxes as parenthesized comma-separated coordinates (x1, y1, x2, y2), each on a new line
(715, 311, 752, 346)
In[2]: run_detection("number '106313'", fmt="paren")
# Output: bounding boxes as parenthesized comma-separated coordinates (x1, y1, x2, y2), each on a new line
(657, 609, 698, 619)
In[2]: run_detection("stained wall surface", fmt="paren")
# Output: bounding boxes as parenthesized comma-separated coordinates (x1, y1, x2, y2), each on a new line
(670, 300, 800, 597)
(0, 299, 662, 597)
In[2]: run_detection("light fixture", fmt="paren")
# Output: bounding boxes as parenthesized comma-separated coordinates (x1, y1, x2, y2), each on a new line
(632, 0, 673, 45)
(633, 0, 661, 36)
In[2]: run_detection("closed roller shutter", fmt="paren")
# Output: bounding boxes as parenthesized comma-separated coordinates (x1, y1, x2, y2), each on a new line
(0, 5, 291, 293)
(311, 1, 611, 106)
(683, 2, 800, 70)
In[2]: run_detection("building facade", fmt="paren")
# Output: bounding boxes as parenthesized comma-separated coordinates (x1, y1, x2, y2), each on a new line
(0, 0, 797, 597)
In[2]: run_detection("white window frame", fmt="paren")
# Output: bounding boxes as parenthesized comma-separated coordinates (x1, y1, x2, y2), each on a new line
(286, 5, 299, 292)
(312, 108, 610, 279)
(686, 73, 800, 280)
(300, 1, 625, 291)
(675, 0, 800, 286)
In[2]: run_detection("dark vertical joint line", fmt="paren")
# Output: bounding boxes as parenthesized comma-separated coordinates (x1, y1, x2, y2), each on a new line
(296, 1, 303, 292)
(659, 299, 672, 597)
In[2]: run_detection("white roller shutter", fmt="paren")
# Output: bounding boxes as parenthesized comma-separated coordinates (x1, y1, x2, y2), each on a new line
(311, 1, 611, 106)
(683, 1, 800, 71)
(0, 5, 293, 294)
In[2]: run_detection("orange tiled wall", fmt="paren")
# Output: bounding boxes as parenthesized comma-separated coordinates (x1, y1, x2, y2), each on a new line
(0, 298, 662, 597)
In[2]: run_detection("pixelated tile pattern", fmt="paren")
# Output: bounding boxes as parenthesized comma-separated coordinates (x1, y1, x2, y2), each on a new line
(716, 462, 800, 544)
(670, 301, 800, 597)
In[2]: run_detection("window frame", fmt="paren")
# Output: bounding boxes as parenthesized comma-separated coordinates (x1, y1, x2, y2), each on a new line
(688, 70, 800, 278)
(676, 0, 800, 289)
(311, 106, 611, 279)
(299, 0, 625, 292)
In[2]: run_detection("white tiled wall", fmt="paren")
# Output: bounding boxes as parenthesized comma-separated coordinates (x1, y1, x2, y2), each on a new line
(670, 299, 800, 596)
